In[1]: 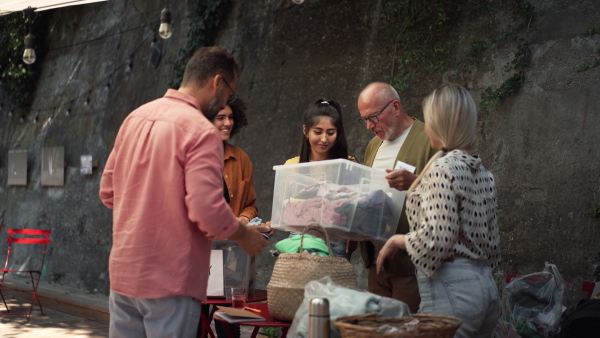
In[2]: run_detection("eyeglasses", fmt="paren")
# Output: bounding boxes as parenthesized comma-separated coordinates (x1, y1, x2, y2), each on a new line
(357, 100, 394, 126)
(221, 76, 237, 103)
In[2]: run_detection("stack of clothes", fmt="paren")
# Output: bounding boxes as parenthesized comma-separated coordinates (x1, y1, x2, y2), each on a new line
(282, 181, 395, 238)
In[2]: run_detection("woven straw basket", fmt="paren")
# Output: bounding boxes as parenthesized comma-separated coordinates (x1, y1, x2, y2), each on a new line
(267, 223, 357, 321)
(333, 312, 462, 338)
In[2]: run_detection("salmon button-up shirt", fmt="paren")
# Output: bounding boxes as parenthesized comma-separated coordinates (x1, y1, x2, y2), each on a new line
(99, 89, 238, 301)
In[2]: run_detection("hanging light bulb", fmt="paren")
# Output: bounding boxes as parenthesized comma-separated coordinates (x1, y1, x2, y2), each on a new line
(292, 0, 305, 4)
(23, 33, 36, 64)
(158, 8, 172, 39)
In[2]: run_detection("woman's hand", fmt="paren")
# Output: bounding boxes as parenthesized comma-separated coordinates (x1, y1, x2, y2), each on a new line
(376, 234, 406, 274)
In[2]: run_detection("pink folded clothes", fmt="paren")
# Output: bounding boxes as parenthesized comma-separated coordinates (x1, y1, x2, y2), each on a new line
(295, 181, 358, 199)
(283, 196, 346, 226)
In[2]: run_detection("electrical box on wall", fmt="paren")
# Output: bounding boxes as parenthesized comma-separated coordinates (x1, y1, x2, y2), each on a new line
(41, 147, 65, 186)
(7, 150, 27, 186)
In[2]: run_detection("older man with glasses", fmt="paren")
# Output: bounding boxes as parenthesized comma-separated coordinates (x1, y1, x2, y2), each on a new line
(354, 82, 437, 314)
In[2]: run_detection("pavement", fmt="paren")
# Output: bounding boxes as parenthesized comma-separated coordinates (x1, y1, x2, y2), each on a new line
(0, 297, 108, 337)
(0, 275, 267, 337)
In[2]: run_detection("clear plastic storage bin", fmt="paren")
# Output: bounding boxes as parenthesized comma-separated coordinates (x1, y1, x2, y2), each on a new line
(270, 159, 406, 242)
(208, 240, 256, 298)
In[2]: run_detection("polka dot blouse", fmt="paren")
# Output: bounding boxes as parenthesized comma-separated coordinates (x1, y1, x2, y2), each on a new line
(405, 150, 501, 277)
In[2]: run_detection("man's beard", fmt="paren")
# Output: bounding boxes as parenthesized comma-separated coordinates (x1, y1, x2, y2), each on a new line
(205, 97, 223, 119)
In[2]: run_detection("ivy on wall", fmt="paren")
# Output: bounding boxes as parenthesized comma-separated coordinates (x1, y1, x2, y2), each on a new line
(478, 1, 535, 113)
(0, 11, 49, 110)
(381, 0, 535, 113)
(169, 0, 232, 89)
(381, 0, 535, 143)
(381, 0, 465, 93)
(576, 23, 600, 72)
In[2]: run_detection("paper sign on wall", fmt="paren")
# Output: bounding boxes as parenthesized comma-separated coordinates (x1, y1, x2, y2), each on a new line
(80, 155, 93, 175)
(42, 147, 64, 186)
(207, 249, 224, 297)
(7, 150, 27, 186)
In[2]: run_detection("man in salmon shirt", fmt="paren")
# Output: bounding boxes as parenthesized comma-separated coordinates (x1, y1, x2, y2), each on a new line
(99, 46, 269, 337)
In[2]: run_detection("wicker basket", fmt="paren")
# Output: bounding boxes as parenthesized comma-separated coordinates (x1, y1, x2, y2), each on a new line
(267, 224, 357, 321)
(333, 312, 462, 338)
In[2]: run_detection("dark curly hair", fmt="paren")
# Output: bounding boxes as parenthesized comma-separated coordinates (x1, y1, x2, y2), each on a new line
(206, 96, 248, 138)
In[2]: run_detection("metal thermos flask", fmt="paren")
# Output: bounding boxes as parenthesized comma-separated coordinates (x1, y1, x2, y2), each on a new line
(308, 297, 330, 338)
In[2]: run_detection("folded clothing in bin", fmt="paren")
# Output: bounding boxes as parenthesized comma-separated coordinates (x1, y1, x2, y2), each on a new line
(352, 190, 395, 237)
(271, 159, 405, 241)
(283, 181, 394, 237)
(284, 196, 347, 226)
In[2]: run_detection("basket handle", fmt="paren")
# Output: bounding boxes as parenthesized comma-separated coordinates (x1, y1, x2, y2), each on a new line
(299, 223, 333, 257)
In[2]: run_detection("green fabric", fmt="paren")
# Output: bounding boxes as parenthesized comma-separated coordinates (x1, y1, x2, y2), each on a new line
(360, 118, 438, 276)
(511, 315, 545, 338)
(275, 235, 330, 257)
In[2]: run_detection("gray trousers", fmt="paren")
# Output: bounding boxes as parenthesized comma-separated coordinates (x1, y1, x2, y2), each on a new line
(109, 290, 201, 338)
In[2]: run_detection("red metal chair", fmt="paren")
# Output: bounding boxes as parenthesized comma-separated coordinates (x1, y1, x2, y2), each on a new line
(582, 281, 597, 299)
(0, 228, 52, 320)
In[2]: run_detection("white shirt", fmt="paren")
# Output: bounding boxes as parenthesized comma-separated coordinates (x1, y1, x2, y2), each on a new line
(371, 125, 413, 171)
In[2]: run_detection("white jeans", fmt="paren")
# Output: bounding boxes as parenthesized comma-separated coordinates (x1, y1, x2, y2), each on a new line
(416, 257, 500, 338)
(109, 290, 201, 338)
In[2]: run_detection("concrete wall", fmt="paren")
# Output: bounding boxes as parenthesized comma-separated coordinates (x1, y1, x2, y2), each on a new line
(0, 0, 598, 299)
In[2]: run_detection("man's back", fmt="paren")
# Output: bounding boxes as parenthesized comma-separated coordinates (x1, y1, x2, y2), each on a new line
(100, 89, 239, 300)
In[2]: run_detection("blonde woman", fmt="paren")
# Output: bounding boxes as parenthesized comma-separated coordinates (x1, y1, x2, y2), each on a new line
(377, 84, 501, 337)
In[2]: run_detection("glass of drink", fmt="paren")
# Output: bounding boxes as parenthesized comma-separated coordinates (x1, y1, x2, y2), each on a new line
(231, 287, 246, 309)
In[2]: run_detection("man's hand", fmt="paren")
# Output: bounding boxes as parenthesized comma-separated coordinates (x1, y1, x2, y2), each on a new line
(261, 221, 275, 237)
(230, 223, 269, 257)
(385, 169, 417, 191)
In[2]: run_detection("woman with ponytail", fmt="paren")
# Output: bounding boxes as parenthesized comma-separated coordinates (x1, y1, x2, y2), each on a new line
(376, 84, 501, 337)
(284, 99, 357, 260)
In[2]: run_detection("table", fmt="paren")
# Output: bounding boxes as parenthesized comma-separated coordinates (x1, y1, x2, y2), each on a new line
(214, 302, 292, 338)
(200, 289, 268, 338)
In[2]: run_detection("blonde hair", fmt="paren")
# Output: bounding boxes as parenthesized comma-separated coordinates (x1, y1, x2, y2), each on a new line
(408, 84, 478, 193)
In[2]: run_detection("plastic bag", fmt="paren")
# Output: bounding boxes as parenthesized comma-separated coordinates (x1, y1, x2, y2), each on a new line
(288, 276, 411, 338)
(494, 320, 522, 338)
(499, 262, 574, 337)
